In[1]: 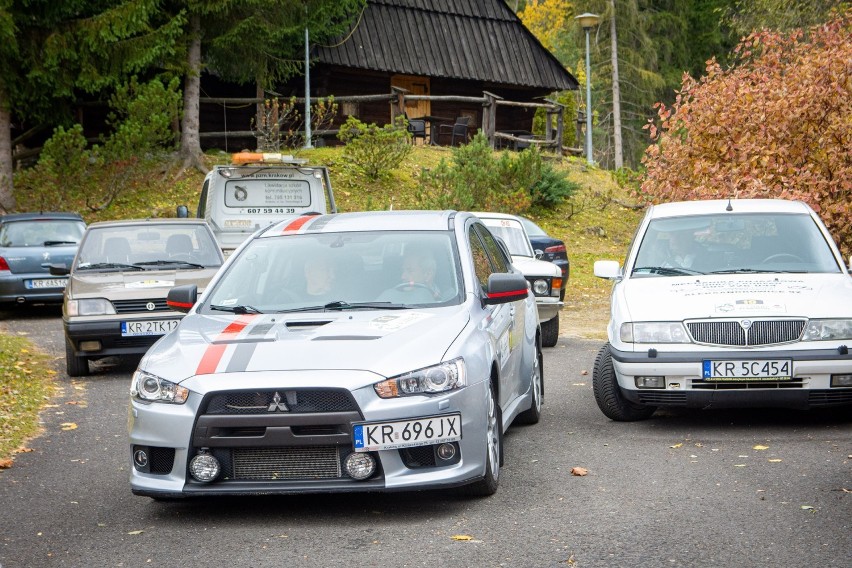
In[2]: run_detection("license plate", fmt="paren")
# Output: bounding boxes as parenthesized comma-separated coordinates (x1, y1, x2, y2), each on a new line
(353, 414, 461, 452)
(26, 279, 67, 289)
(121, 319, 180, 337)
(702, 359, 792, 381)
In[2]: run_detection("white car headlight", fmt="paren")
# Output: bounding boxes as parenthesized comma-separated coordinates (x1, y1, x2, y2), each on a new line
(66, 298, 116, 316)
(620, 322, 691, 344)
(532, 279, 550, 296)
(131, 370, 189, 404)
(801, 319, 852, 341)
(374, 358, 467, 398)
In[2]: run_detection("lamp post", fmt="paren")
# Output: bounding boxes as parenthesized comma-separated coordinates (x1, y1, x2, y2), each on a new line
(575, 12, 600, 165)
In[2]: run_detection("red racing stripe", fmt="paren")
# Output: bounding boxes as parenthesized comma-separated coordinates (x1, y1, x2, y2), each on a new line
(281, 215, 315, 234)
(195, 314, 258, 375)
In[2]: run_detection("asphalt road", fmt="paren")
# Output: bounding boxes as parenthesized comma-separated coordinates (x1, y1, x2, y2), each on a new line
(0, 305, 850, 568)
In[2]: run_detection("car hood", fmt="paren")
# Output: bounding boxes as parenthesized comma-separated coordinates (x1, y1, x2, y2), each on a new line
(67, 267, 220, 300)
(511, 255, 561, 277)
(618, 273, 852, 321)
(141, 306, 470, 385)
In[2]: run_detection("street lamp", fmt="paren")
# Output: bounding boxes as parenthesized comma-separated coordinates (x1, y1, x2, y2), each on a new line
(575, 12, 600, 165)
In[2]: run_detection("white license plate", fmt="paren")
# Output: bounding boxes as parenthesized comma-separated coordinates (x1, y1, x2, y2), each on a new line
(353, 414, 461, 452)
(702, 359, 792, 381)
(121, 319, 180, 337)
(26, 279, 67, 289)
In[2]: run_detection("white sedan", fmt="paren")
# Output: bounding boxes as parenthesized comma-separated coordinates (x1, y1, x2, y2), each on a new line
(593, 198, 852, 420)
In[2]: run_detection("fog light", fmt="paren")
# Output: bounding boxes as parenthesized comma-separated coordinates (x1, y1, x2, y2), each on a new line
(436, 443, 456, 461)
(189, 451, 220, 482)
(133, 447, 149, 469)
(830, 374, 852, 387)
(344, 452, 376, 480)
(635, 376, 665, 389)
(79, 340, 101, 352)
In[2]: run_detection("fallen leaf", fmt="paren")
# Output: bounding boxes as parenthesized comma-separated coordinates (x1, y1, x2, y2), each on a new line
(801, 506, 815, 512)
(451, 535, 473, 541)
(734, 464, 747, 467)
(570, 467, 588, 476)
(60, 423, 78, 431)
(580, 370, 588, 375)
(572, 382, 587, 387)
(0, 458, 14, 469)
(753, 445, 769, 451)
(128, 530, 144, 535)
(16, 447, 34, 453)
(670, 443, 683, 449)
(768, 459, 782, 463)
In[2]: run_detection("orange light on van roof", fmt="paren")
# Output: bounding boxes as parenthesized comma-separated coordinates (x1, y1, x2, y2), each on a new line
(230, 152, 306, 165)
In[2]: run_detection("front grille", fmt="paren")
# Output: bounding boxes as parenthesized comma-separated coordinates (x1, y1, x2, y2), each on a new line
(112, 298, 170, 314)
(809, 390, 852, 406)
(687, 319, 805, 347)
(692, 380, 805, 390)
(203, 389, 357, 415)
(229, 446, 342, 480)
(149, 447, 175, 474)
(637, 391, 687, 405)
(400, 445, 437, 468)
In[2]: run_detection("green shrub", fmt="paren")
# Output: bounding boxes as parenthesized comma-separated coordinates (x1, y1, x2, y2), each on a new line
(337, 116, 412, 180)
(418, 132, 576, 212)
(105, 77, 181, 160)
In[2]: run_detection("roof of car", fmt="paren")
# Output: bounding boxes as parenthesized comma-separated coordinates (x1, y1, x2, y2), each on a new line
(85, 218, 212, 229)
(472, 211, 524, 222)
(0, 212, 84, 222)
(262, 210, 461, 236)
(648, 199, 812, 219)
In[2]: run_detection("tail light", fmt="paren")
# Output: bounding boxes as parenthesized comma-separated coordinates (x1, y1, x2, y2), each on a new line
(544, 244, 566, 254)
(0, 256, 10, 272)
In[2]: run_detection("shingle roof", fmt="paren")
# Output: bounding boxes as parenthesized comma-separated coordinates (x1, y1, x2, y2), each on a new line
(314, 0, 578, 91)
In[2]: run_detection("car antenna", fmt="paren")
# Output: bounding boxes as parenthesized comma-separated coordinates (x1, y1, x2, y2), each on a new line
(726, 199, 733, 212)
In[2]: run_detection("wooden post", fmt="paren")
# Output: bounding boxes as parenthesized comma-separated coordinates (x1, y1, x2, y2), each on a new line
(391, 87, 407, 121)
(483, 91, 502, 149)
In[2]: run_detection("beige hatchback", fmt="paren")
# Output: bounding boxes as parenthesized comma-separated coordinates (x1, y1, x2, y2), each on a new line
(52, 219, 224, 376)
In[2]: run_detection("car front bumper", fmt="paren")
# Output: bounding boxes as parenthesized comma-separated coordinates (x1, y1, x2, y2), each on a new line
(608, 344, 852, 409)
(129, 378, 492, 497)
(65, 316, 181, 358)
(535, 297, 563, 323)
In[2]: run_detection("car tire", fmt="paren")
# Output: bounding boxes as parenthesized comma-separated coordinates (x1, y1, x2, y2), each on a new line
(541, 316, 559, 348)
(466, 381, 502, 496)
(515, 345, 543, 425)
(65, 338, 90, 377)
(592, 343, 655, 421)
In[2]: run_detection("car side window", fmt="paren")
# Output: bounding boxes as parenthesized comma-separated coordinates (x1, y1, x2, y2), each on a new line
(468, 227, 492, 292)
(474, 224, 510, 273)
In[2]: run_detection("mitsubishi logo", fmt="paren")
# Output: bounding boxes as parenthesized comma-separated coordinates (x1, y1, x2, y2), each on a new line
(268, 392, 289, 412)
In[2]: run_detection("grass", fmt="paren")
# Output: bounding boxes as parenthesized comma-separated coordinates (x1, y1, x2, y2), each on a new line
(0, 334, 57, 467)
(1, 143, 646, 465)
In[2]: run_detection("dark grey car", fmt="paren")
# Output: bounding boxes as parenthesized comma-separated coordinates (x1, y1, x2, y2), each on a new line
(0, 212, 86, 308)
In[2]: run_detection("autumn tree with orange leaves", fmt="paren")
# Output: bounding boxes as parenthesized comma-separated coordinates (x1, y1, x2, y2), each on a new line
(641, 10, 852, 255)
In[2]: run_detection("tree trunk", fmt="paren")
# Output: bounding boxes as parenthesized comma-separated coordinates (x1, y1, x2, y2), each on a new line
(610, 0, 624, 170)
(180, 13, 207, 174)
(0, 88, 16, 213)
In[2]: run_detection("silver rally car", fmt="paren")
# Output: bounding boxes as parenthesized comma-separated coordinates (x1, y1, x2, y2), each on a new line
(593, 198, 852, 421)
(129, 210, 543, 498)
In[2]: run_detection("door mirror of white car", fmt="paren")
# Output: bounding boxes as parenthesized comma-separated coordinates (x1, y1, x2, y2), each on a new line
(594, 260, 621, 279)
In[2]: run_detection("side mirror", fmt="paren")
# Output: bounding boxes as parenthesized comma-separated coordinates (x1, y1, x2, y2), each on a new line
(594, 260, 621, 280)
(176, 205, 189, 218)
(49, 263, 70, 276)
(484, 272, 529, 305)
(167, 284, 198, 313)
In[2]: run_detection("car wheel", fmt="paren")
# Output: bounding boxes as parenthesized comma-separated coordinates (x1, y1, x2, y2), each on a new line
(65, 338, 90, 377)
(592, 343, 655, 421)
(515, 345, 543, 425)
(466, 381, 502, 496)
(541, 316, 559, 347)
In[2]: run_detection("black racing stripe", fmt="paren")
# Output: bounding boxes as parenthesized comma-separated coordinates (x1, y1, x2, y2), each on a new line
(225, 342, 259, 373)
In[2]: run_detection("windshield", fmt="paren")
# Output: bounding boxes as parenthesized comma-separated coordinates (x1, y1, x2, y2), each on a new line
(203, 231, 463, 313)
(479, 218, 535, 257)
(76, 224, 222, 269)
(631, 212, 843, 277)
(0, 219, 85, 247)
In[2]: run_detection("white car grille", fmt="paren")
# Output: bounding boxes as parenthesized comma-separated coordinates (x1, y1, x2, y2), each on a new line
(686, 319, 805, 347)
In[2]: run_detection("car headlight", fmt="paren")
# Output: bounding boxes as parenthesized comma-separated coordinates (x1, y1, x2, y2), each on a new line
(620, 322, 691, 343)
(374, 358, 467, 398)
(801, 319, 852, 341)
(532, 278, 550, 296)
(66, 298, 116, 316)
(131, 370, 189, 404)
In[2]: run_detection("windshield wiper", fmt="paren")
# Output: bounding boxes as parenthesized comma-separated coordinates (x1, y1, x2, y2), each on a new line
(135, 260, 207, 269)
(632, 265, 704, 276)
(77, 262, 144, 271)
(43, 240, 78, 246)
(276, 300, 409, 313)
(210, 304, 264, 314)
